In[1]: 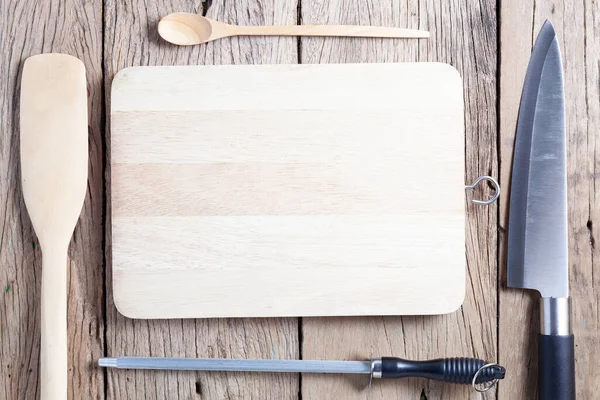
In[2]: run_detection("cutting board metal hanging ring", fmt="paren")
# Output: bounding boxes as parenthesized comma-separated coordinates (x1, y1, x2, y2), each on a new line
(111, 62, 485, 319)
(465, 176, 500, 206)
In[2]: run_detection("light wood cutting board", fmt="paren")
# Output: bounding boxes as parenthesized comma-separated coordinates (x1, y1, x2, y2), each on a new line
(111, 63, 465, 319)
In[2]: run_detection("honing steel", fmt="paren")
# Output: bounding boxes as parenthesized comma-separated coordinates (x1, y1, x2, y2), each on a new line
(158, 13, 430, 46)
(99, 356, 505, 388)
(507, 20, 575, 400)
(20, 54, 88, 399)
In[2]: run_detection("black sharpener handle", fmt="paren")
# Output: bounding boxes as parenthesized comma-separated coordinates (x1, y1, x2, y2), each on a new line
(539, 334, 575, 400)
(379, 357, 505, 384)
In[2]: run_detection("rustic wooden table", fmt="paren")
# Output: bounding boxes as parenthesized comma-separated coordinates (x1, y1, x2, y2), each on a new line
(1, 0, 598, 399)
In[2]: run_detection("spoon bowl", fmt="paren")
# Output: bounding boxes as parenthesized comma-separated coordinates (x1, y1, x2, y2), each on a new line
(159, 14, 231, 45)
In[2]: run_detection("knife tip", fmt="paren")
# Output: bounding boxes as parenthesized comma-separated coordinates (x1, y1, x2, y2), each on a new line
(541, 19, 555, 34)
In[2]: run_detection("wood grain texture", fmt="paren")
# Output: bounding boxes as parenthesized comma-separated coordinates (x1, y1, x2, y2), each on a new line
(103, 0, 300, 398)
(499, 1, 600, 399)
(300, 1, 498, 399)
(0, 1, 105, 399)
(0, 0, 596, 398)
(110, 63, 466, 319)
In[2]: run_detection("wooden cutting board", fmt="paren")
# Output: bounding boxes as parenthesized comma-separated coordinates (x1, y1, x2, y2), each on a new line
(111, 63, 465, 319)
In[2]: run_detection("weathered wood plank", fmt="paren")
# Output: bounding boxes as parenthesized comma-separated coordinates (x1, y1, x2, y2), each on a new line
(103, 0, 300, 398)
(300, 1, 498, 399)
(499, 2, 600, 398)
(0, 0, 105, 399)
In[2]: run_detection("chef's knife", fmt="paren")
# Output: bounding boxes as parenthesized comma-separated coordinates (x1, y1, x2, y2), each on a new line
(507, 20, 575, 400)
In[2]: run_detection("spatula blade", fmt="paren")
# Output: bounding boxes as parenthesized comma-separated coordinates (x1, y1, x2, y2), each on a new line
(20, 53, 88, 247)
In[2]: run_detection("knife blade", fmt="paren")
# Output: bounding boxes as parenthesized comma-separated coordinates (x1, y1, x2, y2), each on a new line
(507, 19, 575, 400)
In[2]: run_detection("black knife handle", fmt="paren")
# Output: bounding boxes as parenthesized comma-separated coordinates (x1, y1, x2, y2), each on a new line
(378, 357, 505, 384)
(539, 334, 575, 400)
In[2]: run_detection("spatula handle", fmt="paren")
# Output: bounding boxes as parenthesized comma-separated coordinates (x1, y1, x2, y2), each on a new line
(41, 246, 68, 400)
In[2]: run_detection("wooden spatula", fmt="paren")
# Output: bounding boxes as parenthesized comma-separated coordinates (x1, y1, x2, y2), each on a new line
(20, 53, 88, 400)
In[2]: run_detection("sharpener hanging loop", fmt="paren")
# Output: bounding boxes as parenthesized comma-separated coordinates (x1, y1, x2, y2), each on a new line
(471, 363, 500, 393)
(465, 176, 500, 205)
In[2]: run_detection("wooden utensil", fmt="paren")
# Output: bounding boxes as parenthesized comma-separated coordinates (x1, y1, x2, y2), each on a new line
(111, 63, 465, 319)
(20, 53, 88, 400)
(158, 12, 430, 45)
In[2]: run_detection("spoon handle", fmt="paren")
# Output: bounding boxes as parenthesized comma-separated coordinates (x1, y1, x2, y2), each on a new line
(234, 24, 429, 39)
(40, 246, 68, 400)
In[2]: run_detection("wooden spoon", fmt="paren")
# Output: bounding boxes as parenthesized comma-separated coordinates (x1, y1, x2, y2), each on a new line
(158, 12, 430, 45)
(20, 53, 88, 400)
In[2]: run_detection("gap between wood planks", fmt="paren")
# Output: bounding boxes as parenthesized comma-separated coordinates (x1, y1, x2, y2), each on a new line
(296, 3, 304, 400)
(495, 2, 502, 399)
(101, 0, 108, 398)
